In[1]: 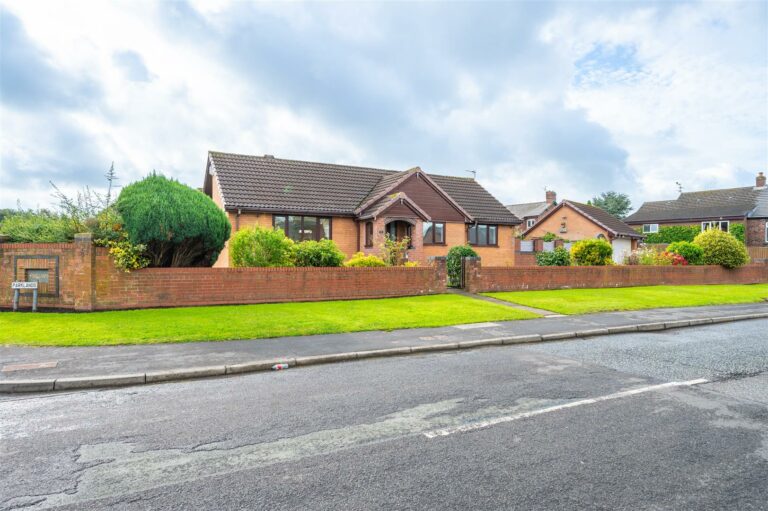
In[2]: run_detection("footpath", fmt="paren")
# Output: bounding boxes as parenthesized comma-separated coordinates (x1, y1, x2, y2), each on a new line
(2, 302, 767, 393)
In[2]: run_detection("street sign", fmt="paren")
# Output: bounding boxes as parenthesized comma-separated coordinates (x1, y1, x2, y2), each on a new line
(12, 281, 38, 289)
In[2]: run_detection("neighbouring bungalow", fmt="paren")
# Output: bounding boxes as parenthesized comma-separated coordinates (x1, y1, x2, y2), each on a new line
(624, 172, 768, 247)
(203, 152, 522, 267)
(523, 200, 644, 264)
(505, 189, 558, 230)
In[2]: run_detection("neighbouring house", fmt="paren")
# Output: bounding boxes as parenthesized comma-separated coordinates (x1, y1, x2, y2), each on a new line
(203, 152, 522, 267)
(505, 190, 557, 230)
(523, 200, 644, 264)
(624, 172, 768, 247)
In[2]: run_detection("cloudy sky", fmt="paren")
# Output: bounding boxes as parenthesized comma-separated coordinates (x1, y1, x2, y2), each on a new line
(1, 1, 766, 212)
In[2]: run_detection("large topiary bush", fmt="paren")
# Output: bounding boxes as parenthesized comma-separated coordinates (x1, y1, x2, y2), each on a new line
(293, 239, 345, 267)
(536, 247, 571, 266)
(116, 174, 230, 267)
(230, 227, 295, 267)
(666, 241, 704, 265)
(446, 245, 478, 287)
(570, 239, 613, 266)
(693, 229, 749, 269)
(344, 252, 387, 267)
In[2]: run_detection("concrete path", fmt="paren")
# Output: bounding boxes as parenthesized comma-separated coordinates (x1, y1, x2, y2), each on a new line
(1, 303, 767, 391)
(447, 288, 559, 316)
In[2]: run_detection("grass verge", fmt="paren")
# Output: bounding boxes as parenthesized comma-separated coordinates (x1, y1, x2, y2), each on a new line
(0, 294, 538, 346)
(484, 284, 768, 315)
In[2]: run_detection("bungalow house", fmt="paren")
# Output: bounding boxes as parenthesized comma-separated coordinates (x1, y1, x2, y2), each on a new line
(505, 190, 558, 230)
(624, 172, 768, 247)
(203, 152, 521, 267)
(523, 200, 644, 264)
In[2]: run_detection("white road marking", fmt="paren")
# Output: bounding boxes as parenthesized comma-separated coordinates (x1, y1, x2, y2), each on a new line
(453, 322, 501, 330)
(423, 378, 709, 438)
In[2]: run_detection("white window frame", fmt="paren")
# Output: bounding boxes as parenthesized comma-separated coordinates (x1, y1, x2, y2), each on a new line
(642, 224, 659, 233)
(526, 218, 536, 229)
(765, 223, 768, 243)
(701, 220, 729, 232)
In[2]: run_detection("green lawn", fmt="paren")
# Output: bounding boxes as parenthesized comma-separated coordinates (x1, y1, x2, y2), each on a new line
(484, 284, 768, 315)
(0, 294, 538, 346)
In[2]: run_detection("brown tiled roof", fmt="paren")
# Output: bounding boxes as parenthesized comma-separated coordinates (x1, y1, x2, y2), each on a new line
(625, 186, 768, 223)
(206, 152, 521, 225)
(523, 200, 643, 239)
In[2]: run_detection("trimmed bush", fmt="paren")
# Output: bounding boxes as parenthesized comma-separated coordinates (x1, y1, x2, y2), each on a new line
(446, 245, 478, 287)
(541, 232, 558, 242)
(570, 239, 613, 266)
(693, 229, 749, 269)
(536, 247, 570, 266)
(667, 241, 704, 265)
(0, 210, 81, 242)
(116, 174, 230, 267)
(641, 225, 700, 244)
(344, 252, 386, 267)
(293, 239, 345, 267)
(230, 227, 295, 267)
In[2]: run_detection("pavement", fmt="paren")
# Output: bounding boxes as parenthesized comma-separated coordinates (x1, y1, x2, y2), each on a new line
(2, 302, 768, 392)
(1, 319, 766, 510)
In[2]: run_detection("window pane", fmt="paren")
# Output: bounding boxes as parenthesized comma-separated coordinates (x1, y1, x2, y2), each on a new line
(302, 216, 317, 241)
(468, 225, 477, 245)
(721, 221, 729, 232)
(288, 216, 302, 242)
(274, 215, 286, 233)
(365, 222, 373, 247)
(434, 223, 444, 244)
(488, 225, 497, 245)
(318, 218, 330, 239)
(423, 222, 434, 243)
(477, 224, 488, 246)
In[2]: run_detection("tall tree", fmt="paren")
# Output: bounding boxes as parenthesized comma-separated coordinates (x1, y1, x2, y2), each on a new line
(590, 191, 632, 219)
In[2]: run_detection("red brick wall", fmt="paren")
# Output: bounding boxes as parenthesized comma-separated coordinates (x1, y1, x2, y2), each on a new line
(746, 218, 768, 247)
(464, 258, 768, 293)
(2, 242, 447, 311)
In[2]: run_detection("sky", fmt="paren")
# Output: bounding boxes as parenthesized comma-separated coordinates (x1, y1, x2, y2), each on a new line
(1, 0, 766, 213)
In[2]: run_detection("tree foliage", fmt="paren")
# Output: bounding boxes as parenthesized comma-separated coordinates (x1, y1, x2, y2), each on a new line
(230, 227, 294, 267)
(570, 239, 613, 266)
(0, 210, 79, 242)
(446, 245, 478, 287)
(116, 174, 230, 267)
(693, 229, 749, 269)
(591, 191, 632, 219)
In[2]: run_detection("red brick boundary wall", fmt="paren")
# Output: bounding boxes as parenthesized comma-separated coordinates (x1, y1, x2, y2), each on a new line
(464, 257, 768, 293)
(1, 239, 447, 311)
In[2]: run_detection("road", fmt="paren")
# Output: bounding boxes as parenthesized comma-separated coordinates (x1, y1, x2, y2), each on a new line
(1, 319, 767, 510)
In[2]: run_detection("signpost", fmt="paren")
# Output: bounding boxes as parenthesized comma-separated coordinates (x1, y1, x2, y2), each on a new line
(11, 281, 38, 312)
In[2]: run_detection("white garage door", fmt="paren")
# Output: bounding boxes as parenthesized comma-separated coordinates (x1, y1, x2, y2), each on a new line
(612, 238, 631, 264)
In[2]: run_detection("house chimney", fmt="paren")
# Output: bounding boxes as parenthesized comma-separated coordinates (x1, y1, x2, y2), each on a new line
(545, 189, 557, 204)
(757, 172, 766, 188)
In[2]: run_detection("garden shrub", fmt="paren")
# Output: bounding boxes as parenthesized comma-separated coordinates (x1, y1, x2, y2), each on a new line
(570, 239, 613, 266)
(693, 229, 749, 269)
(0, 210, 81, 242)
(230, 227, 295, 267)
(380, 234, 411, 266)
(106, 240, 150, 272)
(667, 241, 703, 265)
(729, 223, 746, 244)
(116, 173, 230, 267)
(293, 239, 345, 267)
(446, 245, 479, 286)
(403, 261, 420, 267)
(641, 225, 700, 244)
(344, 252, 386, 267)
(541, 232, 558, 242)
(536, 247, 570, 266)
(623, 246, 659, 265)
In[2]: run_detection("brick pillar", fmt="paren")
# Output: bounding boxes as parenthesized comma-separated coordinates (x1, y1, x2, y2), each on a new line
(429, 256, 448, 291)
(72, 233, 95, 311)
(463, 256, 482, 292)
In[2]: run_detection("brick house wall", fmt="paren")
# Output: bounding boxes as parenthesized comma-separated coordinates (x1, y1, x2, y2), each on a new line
(746, 218, 768, 246)
(526, 203, 610, 241)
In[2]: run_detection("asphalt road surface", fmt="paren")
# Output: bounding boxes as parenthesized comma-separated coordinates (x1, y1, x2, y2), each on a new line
(2, 319, 767, 510)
